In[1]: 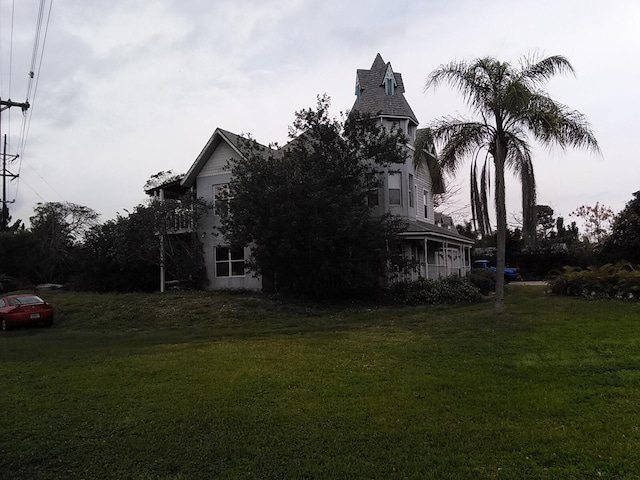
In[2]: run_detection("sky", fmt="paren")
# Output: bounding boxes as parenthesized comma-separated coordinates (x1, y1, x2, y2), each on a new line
(1, 0, 639, 230)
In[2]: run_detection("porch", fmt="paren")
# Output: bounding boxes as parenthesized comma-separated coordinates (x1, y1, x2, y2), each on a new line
(394, 234, 474, 283)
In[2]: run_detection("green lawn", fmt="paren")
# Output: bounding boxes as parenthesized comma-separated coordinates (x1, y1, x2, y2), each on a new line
(1, 287, 639, 479)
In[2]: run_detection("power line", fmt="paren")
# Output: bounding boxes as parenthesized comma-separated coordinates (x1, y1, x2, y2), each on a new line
(17, 0, 54, 169)
(1, 0, 54, 226)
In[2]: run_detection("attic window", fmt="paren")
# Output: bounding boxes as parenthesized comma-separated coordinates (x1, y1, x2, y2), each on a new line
(355, 77, 361, 100)
(383, 64, 396, 95)
(385, 77, 395, 95)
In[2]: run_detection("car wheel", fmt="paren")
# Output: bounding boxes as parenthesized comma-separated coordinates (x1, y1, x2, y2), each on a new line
(1, 318, 8, 332)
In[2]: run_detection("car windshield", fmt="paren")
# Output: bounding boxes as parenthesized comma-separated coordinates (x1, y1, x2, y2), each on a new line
(11, 296, 44, 306)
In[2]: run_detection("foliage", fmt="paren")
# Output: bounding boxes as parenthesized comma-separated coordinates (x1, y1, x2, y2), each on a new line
(27, 202, 99, 283)
(0, 204, 24, 232)
(388, 275, 482, 305)
(143, 170, 184, 192)
(426, 53, 600, 313)
(600, 191, 640, 263)
(73, 196, 209, 292)
(571, 202, 616, 245)
(466, 269, 496, 295)
(549, 262, 640, 299)
(0, 229, 38, 285)
(220, 95, 409, 297)
(535, 204, 555, 240)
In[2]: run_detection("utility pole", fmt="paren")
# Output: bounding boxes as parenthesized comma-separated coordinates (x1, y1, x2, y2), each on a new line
(0, 98, 30, 231)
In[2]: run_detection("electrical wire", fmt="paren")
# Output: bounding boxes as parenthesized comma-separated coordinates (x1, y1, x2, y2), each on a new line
(13, 0, 56, 204)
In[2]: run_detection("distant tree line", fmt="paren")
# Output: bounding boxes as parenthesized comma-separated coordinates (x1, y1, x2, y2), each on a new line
(0, 197, 208, 292)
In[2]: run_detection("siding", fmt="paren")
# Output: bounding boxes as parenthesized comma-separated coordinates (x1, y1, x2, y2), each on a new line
(199, 142, 238, 177)
(416, 164, 433, 223)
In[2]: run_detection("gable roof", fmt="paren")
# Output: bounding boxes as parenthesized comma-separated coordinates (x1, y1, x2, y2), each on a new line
(351, 53, 419, 124)
(181, 128, 271, 188)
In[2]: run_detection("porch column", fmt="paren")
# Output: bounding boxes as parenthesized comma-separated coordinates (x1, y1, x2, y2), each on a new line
(424, 238, 429, 280)
(160, 188, 165, 293)
(444, 240, 449, 277)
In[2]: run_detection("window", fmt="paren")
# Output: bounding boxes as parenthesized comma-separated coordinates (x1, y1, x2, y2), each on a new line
(388, 172, 401, 205)
(407, 123, 416, 141)
(368, 188, 379, 206)
(408, 174, 414, 208)
(215, 246, 245, 277)
(423, 189, 430, 218)
(384, 65, 396, 96)
(366, 173, 380, 207)
(214, 184, 229, 216)
(385, 77, 395, 95)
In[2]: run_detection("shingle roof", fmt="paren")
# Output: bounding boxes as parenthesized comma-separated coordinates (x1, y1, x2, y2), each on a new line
(351, 53, 419, 124)
(402, 219, 475, 245)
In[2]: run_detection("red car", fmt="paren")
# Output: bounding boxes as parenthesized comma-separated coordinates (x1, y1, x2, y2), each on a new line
(0, 294, 54, 331)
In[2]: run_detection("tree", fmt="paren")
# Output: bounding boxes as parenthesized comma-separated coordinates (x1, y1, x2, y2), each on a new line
(426, 54, 600, 313)
(220, 95, 409, 297)
(570, 202, 615, 246)
(75, 195, 209, 292)
(0, 204, 24, 232)
(29, 202, 100, 283)
(601, 192, 640, 263)
(143, 170, 184, 192)
(536, 204, 556, 241)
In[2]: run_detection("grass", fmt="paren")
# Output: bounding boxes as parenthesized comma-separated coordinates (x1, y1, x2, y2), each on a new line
(1, 287, 640, 479)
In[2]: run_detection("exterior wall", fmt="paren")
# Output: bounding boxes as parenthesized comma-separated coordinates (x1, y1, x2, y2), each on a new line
(372, 150, 433, 223)
(415, 163, 434, 223)
(196, 149, 261, 291)
(374, 115, 433, 224)
(199, 142, 237, 176)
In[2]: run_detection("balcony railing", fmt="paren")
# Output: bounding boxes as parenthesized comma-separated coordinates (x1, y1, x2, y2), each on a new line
(162, 211, 193, 234)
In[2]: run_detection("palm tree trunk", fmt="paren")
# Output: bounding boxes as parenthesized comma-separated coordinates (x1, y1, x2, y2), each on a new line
(494, 141, 507, 315)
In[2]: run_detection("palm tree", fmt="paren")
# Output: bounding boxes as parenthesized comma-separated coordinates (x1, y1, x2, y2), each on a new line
(425, 54, 600, 314)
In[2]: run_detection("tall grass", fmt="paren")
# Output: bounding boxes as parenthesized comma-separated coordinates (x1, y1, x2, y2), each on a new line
(1, 287, 639, 479)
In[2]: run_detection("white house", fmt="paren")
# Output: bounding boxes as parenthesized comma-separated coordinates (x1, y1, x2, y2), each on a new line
(149, 54, 473, 291)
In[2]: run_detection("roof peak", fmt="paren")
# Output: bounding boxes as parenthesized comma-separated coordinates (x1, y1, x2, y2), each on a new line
(372, 53, 386, 69)
(352, 54, 419, 125)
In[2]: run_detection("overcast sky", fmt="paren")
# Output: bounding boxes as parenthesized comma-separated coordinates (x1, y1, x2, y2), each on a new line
(1, 0, 638, 229)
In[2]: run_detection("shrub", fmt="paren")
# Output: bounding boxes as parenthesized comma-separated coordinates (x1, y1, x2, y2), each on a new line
(466, 270, 496, 295)
(549, 262, 640, 299)
(389, 275, 482, 306)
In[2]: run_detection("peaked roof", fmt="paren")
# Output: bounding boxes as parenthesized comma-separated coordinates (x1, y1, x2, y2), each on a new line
(351, 53, 418, 124)
(180, 128, 273, 188)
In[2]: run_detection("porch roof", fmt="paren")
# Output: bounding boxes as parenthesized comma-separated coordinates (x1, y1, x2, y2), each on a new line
(400, 219, 475, 245)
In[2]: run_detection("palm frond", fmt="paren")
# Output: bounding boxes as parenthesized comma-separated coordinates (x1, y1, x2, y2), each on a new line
(413, 129, 445, 194)
(426, 58, 498, 115)
(480, 158, 492, 235)
(523, 93, 600, 153)
(469, 158, 492, 237)
(519, 54, 575, 87)
(429, 118, 494, 175)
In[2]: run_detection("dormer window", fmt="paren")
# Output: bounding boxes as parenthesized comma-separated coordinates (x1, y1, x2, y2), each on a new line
(385, 78, 394, 95)
(383, 64, 396, 96)
(355, 77, 361, 100)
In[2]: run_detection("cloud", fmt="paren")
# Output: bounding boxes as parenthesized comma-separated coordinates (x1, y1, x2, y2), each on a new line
(1, 0, 638, 229)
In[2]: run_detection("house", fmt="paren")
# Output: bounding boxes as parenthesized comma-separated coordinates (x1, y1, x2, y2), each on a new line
(148, 54, 473, 291)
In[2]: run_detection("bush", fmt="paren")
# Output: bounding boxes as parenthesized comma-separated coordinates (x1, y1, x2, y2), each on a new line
(549, 262, 640, 299)
(466, 270, 496, 295)
(389, 276, 482, 306)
